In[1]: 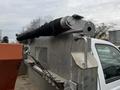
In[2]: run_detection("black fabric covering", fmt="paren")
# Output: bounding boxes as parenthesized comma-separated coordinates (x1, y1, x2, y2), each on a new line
(17, 18, 70, 41)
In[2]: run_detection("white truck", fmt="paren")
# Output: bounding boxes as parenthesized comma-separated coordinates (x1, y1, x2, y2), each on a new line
(92, 38, 120, 90)
(17, 14, 120, 90)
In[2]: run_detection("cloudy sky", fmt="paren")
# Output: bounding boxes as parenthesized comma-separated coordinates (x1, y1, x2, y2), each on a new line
(0, 0, 120, 41)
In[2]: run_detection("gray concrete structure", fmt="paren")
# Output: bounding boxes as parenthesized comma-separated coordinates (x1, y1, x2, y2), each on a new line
(26, 34, 97, 90)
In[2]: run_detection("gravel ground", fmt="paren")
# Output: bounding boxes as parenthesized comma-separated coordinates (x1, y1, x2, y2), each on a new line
(15, 75, 38, 90)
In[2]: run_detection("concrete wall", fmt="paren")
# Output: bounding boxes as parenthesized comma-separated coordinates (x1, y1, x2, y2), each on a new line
(27, 35, 97, 90)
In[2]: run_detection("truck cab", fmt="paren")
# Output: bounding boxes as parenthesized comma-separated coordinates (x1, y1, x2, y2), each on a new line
(92, 39, 120, 90)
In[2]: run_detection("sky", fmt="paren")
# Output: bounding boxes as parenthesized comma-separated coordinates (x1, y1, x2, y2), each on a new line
(0, 0, 120, 41)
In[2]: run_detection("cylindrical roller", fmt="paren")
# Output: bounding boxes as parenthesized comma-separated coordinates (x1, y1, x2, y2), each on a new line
(17, 18, 69, 41)
(16, 14, 95, 41)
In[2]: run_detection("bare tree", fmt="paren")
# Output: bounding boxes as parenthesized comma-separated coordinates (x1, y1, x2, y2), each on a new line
(25, 16, 53, 32)
(27, 18, 41, 31)
(94, 23, 115, 39)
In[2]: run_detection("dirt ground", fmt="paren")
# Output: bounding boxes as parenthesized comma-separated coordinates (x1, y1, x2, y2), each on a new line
(15, 75, 38, 90)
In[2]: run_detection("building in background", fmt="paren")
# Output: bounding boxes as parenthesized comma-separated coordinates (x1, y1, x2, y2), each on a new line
(109, 30, 120, 48)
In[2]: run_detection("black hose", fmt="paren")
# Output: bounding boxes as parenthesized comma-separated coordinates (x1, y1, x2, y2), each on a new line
(17, 18, 70, 41)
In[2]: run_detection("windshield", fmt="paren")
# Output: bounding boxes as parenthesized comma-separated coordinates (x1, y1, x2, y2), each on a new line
(96, 44, 120, 84)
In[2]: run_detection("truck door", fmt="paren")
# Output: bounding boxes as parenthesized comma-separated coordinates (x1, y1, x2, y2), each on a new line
(92, 42, 120, 90)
